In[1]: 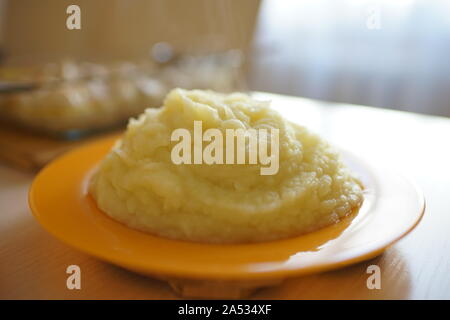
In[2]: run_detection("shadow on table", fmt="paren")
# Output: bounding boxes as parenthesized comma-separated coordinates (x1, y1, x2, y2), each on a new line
(1, 214, 411, 299)
(252, 248, 411, 300)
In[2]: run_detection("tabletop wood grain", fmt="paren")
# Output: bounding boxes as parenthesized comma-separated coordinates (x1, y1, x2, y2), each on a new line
(1, 93, 449, 299)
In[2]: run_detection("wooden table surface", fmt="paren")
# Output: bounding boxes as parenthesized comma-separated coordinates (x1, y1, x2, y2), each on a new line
(1, 93, 449, 299)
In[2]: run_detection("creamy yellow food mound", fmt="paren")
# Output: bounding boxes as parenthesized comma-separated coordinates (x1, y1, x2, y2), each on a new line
(90, 89, 363, 243)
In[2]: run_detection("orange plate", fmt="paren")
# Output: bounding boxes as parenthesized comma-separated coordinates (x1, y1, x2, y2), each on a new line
(29, 134, 425, 281)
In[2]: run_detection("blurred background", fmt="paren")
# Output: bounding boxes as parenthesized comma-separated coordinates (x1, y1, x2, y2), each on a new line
(251, 0, 450, 117)
(0, 0, 449, 169)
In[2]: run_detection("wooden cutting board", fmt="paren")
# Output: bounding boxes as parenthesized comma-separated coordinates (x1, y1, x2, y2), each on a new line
(0, 125, 121, 172)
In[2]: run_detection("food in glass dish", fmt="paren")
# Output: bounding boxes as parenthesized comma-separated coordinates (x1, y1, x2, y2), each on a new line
(0, 52, 243, 137)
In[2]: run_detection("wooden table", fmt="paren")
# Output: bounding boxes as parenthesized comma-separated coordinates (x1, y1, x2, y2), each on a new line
(1, 93, 449, 299)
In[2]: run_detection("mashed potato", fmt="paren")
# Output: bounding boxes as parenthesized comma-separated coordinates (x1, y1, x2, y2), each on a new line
(90, 89, 363, 243)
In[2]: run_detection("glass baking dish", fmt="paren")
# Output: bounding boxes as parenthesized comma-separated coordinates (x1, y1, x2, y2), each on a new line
(0, 50, 245, 139)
